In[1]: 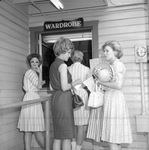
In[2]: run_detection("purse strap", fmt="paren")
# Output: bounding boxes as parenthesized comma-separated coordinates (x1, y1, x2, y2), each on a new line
(70, 83, 74, 93)
(71, 84, 76, 95)
(94, 80, 103, 92)
(105, 62, 115, 81)
(94, 81, 98, 92)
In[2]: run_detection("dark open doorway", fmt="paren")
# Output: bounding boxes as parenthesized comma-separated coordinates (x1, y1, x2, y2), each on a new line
(42, 39, 92, 88)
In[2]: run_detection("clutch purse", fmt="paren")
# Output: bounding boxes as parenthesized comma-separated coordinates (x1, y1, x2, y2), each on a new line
(72, 93, 84, 109)
(71, 86, 84, 110)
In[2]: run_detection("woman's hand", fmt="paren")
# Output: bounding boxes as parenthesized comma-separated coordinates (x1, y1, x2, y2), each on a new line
(41, 80, 46, 86)
(93, 76, 103, 87)
(35, 66, 42, 74)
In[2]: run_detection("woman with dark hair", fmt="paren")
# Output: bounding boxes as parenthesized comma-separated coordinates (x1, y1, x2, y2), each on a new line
(49, 37, 82, 150)
(68, 50, 92, 150)
(96, 41, 133, 150)
(17, 53, 45, 150)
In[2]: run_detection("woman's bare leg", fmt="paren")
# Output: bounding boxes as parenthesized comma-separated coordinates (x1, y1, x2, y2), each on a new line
(76, 125, 87, 150)
(34, 131, 44, 148)
(62, 139, 71, 150)
(109, 143, 119, 150)
(24, 132, 32, 150)
(53, 139, 61, 150)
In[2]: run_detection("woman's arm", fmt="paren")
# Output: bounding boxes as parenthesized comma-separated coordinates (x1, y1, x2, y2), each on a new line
(97, 79, 124, 90)
(25, 69, 44, 89)
(59, 63, 82, 91)
(36, 67, 45, 89)
(49, 82, 54, 91)
(97, 64, 126, 90)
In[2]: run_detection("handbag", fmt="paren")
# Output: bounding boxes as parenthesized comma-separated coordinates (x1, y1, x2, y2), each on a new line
(71, 88, 84, 110)
(88, 82, 104, 108)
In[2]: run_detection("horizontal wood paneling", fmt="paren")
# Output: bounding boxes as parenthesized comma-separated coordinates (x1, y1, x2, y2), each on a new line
(126, 94, 141, 101)
(0, 24, 28, 43)
(0, 31, 28, 49)
(0, 121, 20, 134)
(1, 73, 23, 82)
(0, 81, 23, 89)
(99, 25, 148, 36)
(0, 6, 28, 30)
(97, 10, 147, 22)
(0, 40, 28, 55)
(0, 55, 27, 68)
(99, 32, 149, 43)
(0, 90, 24, 98)
(125, 78, 141, 86)
(0, 136, 24, 150)
(10, 143, 24, 150)
(0, 48, 27, 61)
(0, 15, 28, 36)
(118, 39, 149, 48)
(0, 0, 29, 150)
(99, 17, 148, 28)
(0, 98, 23, 108)
(0, 109, 20, 125)
(0, 129, 23, 144)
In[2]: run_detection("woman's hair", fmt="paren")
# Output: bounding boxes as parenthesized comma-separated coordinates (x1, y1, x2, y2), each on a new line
(26, 53, 42, 67)
(71, 50, 84, 63)
(53, 37, 74, 57)
(102, 40, 123, 59)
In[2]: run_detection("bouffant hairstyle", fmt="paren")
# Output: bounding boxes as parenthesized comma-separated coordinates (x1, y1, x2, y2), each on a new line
(102, 41, 123, 59)
(71, 50, 84, 63)
(53, 37, 74, 57)
(26, 53, 42, 67)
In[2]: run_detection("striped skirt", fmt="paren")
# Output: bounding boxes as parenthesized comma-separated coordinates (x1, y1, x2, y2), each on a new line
(74, 88, 90, 125)
(17, 92, 45, 132)
(86, 107, 103, 142)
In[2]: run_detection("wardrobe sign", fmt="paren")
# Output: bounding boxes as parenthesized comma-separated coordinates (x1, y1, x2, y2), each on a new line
(44, 18, 84, 31)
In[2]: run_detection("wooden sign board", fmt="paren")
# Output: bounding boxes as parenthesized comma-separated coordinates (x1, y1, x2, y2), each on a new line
(44, 18, 84, 31)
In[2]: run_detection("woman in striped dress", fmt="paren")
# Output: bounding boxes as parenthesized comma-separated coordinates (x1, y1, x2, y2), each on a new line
(17, 53, 45, 150)
(96, 41, 133, 150)
(68, 50, 92, 150)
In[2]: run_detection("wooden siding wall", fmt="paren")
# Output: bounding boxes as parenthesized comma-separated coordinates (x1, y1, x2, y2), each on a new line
(97, 5, 149, 150)
(0, 1, 29, 150)
(29, 3, 149, 150)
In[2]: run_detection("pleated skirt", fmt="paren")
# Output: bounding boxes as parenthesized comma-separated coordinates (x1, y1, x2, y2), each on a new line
(87, 107, 103, 142)
(17, 92, 45, 132)
(74, 88, 90, 125)
(101, 90, 132, 144)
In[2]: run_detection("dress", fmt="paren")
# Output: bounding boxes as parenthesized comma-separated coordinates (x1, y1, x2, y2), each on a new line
(50, 58, 75, 139)
(68, 62, 91, 125)
(17, 69, 45, 131)
(101, 59, 132, 144)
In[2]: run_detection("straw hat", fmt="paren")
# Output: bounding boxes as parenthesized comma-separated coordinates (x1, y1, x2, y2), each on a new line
(92, 62, 114, 82)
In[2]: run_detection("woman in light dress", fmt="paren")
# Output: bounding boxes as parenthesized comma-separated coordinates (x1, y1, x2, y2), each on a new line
(93, 41, 133, 150)
(17, 53, 45, 150)
(68, 50, 92, 150)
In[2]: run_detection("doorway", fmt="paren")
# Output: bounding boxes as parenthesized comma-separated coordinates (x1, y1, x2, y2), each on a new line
(40, 31, 92, 88)
(29, 20, 99, 88)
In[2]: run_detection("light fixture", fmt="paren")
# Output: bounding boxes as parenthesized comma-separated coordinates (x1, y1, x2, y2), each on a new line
(50, 0, 64, 10)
